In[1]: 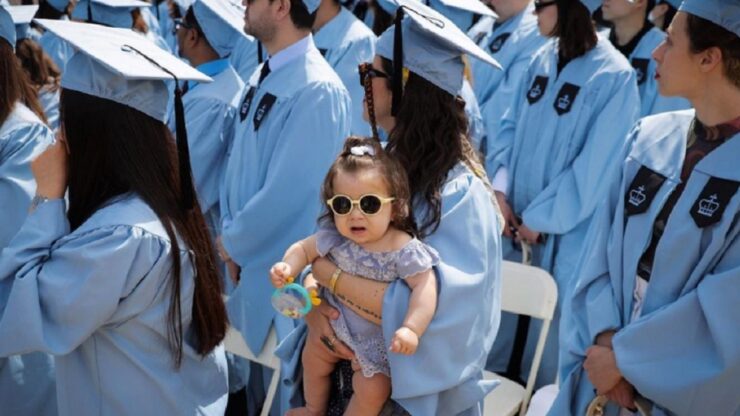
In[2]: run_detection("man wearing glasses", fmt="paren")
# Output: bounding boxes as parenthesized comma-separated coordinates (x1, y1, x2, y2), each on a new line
(217, 0, 351, 411)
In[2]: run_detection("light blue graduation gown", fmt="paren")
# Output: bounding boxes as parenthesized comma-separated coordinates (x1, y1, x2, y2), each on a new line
(39, 86, 60, 131)
(469, 2, 545, 112)
(552, 110, 740, 415)
(486, 37, 640, 385)
(277, 164, 503, 416)
(38, 31, 74, 73)
(314, 6, 376, 136)
(169, 59, 243, 239)
(427, 0, 475, 32)
(0, 194, 229, 416)
(0, 103, 56, 416)
(230, 34, 261, 84)
(615, 27, 691, 117)
(220, 35, 351, 355)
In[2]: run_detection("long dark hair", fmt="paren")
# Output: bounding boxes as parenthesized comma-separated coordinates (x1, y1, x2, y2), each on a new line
(382, 58, 489, 237)
(1, 40, 47, 125)
(320, 136, 417, 236)
(15, 38, 61, 94)
(553, 0, 598, 62)
(60, 89, 228, 366)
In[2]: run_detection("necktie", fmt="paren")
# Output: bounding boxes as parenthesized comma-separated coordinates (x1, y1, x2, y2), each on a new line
(258, 60, 271, 86)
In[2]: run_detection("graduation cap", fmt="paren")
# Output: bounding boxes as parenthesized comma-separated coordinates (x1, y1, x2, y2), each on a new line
(173, 0, 195, 15)
(71, 0, 150, 28)
(375, 0, 501, 115)
(47, 0, 72, 13)
(0, 6, 13, 48)
(192, 0, 250, 57)
(658, 0, 681, 8)
(680, 0, 740, 38)
(35, 19, 212, 210)
(8, 5, 39, 41)
(376, 0, 495, 32)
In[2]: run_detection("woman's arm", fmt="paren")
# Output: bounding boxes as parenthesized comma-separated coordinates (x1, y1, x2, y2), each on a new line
(311, 257, 388, 325)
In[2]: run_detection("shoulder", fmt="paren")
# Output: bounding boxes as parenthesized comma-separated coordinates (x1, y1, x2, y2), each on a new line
(627, 110, 694, 170)
(388, 228, 413, 251)
(339, 10, 376, 45)
(1, 103, 51, 142)
(187, 66, 245, 107)
(588, 37, 633, 74)
(69, 194, 178, 247)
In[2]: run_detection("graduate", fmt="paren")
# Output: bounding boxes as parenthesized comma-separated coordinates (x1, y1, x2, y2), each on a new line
(0, 19, 229, 415)
(374, 0, 487, 146)
(71, 0, 171, 51)
(0, 8, 57, 415)
(217, 0, 351, 410)
(277, 0, 504, 413)
(229, 32, 261, 81)
(35, 0, 75, 72)
(171, 0, 246, 239)
(647, 0, 678, 31)
(313, 0, 376, 136)
(486, 0, 640, 387)
(468, 0, 545, 113)
(549, 0, 740, 414)
(10, 5, 62, 131)
(602, 0, 690, 117)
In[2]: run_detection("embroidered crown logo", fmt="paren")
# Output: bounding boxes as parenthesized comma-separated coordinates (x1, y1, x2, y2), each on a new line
(557, 94, 571, 110)
(492, 38, 503, 50)
(529, 84, 542, 99)
(629, 186, 647, 207)
(698, 194, 720, 217)
(636, 68, 644, 83)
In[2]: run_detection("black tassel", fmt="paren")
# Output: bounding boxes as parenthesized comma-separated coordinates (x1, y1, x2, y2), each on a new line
(257, 41, 264, 64)
(174, 86, 195, 211)
(391, 8, 404, 117)
(87, 0, 93, 23)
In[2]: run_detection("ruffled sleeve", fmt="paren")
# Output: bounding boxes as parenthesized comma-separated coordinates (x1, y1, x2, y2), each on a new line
(396, 239, 440, 280)
(315, 220, 345, 257)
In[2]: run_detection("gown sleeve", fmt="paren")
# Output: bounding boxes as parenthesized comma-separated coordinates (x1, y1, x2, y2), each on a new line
(0, 200, 169, 356)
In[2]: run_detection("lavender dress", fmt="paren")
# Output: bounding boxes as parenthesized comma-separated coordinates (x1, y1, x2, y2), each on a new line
(316, 224, 440, 378)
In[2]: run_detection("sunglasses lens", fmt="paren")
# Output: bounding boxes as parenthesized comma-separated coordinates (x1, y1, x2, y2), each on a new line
(359, 195, 382, 215)
(331, 196, 352, 215)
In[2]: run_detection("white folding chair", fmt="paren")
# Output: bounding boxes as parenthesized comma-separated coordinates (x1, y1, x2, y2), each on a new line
(484, 260, 558, 416)
(223, 325, 281, 416)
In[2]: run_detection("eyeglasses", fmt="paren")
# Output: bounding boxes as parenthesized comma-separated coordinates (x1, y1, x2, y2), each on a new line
(533, 0, 556, 12)
(172, 18, 193, 35)
(358, 62, 390, 87)
(326, 194, 395, 216)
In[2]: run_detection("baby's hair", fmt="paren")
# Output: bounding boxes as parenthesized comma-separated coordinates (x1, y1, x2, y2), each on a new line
(320, 136, 417, 236)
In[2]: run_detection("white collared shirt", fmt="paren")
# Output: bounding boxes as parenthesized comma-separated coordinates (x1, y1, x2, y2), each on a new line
(266, 34, 314, 72)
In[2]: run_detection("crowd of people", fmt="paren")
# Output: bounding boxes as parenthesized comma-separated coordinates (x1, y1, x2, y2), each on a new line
(0, 0, 737, 414)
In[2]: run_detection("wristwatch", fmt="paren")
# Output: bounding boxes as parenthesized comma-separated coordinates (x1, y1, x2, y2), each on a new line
(29, 195, 50, 213)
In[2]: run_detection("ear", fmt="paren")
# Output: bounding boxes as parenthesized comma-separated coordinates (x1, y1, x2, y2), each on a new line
(698, 46, 723, 74)
(274, 0, 292, 21)
(651, 3, 668, 17)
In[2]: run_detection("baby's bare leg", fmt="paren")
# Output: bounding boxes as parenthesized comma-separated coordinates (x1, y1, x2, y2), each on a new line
(286, 341, 340, 416)
(344, 363, 391, 416)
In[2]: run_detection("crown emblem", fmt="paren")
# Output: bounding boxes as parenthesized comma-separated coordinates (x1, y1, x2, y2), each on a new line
(529, 84, 542, 99)
(557, 94, 571, 110)
(636, 68, 644, 83)
(629, 186, 647, 207)
(697, 194, 720, 217)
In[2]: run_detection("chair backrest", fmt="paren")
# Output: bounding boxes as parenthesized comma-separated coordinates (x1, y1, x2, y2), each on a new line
(500, 261, 557, 320)
(500, 260, 558, 415)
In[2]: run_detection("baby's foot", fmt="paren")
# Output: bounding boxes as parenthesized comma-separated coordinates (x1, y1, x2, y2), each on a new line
(285, 406, 323, 416)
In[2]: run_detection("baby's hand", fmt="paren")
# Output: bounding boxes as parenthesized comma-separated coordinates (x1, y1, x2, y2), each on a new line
(270, 262, 293, 288)
(389, 326, 419, 355)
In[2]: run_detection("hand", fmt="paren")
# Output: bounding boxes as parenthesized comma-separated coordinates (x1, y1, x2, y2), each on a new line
(595, 330, 616, 349)
(516, 223, 541, 245)
(305, 303, 354, 360)
(270, 262, 292, 288)
(31, 132, 68, 199)
(311, 256, 337, 288)
(605, 379, 635, 410)
(495, 191, 519, 238)
(584, 345, 622, 394)
(389, 326, 419, 355)
(226, 259, 240, 285)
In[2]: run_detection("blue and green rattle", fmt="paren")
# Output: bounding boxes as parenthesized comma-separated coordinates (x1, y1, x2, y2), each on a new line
(271, 276, 322, 319)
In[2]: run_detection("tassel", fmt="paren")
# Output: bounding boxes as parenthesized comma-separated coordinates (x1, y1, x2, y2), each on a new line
(257, 41, 264, 64)
(174, 85, 195, 211)
(391, 7, 404, 117)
